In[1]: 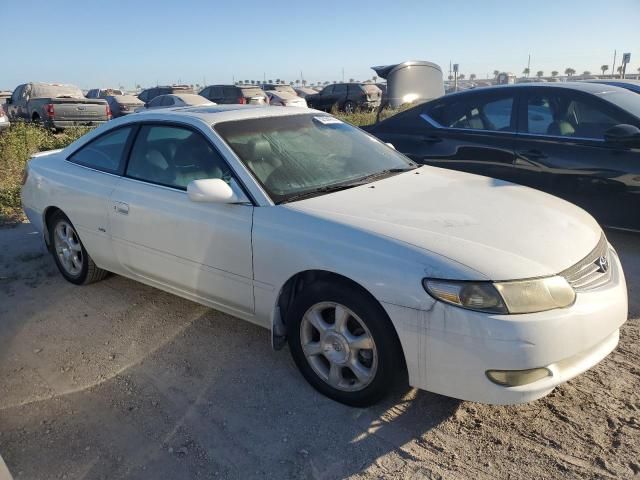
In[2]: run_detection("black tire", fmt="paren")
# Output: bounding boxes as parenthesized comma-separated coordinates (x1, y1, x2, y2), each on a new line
(32, 114, 42, 126)
(287, 280, 406, 407)
(343, 101, 356, 114)
(48, 211, 108, 285)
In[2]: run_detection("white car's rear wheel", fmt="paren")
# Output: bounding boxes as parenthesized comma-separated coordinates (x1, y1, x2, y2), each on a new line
(287, 279, 406, 407)
(49, 211, 108, 285)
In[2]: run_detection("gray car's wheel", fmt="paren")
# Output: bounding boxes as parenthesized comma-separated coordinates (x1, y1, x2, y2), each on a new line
(49, 211, 108, 285)
(287, 279, 406, 407)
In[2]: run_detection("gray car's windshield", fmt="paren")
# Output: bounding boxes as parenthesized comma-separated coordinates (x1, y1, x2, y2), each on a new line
(215, 114, 415, 203)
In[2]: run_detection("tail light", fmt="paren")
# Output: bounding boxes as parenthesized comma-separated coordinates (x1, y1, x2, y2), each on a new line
(237, 97, 246, 104)
(106, 104, 112, 120)
(45, 104, 55, 118)
(21, 166, 29, 186)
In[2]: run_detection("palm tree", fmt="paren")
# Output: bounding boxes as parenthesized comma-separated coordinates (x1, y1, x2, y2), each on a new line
(349, 78, 355, 82)
(448, 75, 453, 81)
(295, 79, 300, 85)
(522, 68, 530, 77)
(458, 73, 466, 80)
(302, 79, 307, 86)
(601, 65, 609, 76)
(582, 71, 591, 76)
(372, 75, 377, 82)
(551, 71, 558, 77)
(493, 70, 500, 78)
(564, 68, 576, 77)
(469, 73, 476, 81)
(268, 79, 273, 84)
(536, 70, 544, 78)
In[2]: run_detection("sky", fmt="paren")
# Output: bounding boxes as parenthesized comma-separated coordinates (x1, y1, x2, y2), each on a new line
(2, 0, 639, 90)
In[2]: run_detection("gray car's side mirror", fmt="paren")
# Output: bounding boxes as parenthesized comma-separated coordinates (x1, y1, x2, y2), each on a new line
(604, 124, 640, 147)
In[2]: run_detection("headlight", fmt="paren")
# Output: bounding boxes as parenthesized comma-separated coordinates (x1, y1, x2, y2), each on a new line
(423, 276, 575, 314)
(422, 280, 507, 313)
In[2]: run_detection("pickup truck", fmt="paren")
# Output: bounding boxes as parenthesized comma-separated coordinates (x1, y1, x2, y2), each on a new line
(5, 82, 110, 130)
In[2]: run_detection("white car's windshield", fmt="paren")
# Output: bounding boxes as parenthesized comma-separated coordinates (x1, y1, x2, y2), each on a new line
(215, 114, 415, 203)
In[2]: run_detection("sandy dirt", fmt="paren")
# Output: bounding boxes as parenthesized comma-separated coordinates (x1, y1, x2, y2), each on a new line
(0, 222, 638, 480)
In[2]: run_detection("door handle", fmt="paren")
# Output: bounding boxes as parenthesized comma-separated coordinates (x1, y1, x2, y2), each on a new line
(517, 149, 547, 160)
(114, 201, 129, 215)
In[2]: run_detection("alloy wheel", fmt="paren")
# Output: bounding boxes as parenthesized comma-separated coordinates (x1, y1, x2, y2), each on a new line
(53, 220, 83, 276)
(300, 302, 378, 392)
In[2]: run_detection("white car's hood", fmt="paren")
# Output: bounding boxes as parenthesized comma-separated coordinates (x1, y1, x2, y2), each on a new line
(286, 167, 602, 280)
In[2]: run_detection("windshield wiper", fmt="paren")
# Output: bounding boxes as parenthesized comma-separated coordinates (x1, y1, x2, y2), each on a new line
(278, 166, 418, 204)
(278, 182, 366, 204)
(352, 166, 417, 183)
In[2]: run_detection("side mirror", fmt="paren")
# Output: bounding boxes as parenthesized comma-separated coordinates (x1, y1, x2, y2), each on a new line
(385, 142, 396, 150)
(604, 124, 640, 147)
(187, 178, 249, 204)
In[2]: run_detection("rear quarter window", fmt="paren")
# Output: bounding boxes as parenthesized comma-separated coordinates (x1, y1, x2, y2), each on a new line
(68, 127, 134, 174)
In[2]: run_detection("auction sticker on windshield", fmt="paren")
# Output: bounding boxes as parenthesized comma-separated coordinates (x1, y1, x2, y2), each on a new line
(313, 116, 343, 125)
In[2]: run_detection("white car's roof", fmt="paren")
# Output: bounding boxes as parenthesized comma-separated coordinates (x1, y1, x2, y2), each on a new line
(134, 104, 316, 125)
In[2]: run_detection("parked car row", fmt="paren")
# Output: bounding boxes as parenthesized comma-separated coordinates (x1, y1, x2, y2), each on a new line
(0, 79, 388, 132)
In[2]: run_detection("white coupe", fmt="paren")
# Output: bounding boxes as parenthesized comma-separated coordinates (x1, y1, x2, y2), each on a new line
(21, 105, 628, 406)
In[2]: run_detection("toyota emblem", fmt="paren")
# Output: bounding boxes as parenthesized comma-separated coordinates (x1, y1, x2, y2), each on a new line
(595, 256, 609, 273)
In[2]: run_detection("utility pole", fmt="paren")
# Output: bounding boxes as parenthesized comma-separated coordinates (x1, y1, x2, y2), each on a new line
(527, 54, 531, 77)
(612, 50, 617, 79)
(453, 63, 459, 92)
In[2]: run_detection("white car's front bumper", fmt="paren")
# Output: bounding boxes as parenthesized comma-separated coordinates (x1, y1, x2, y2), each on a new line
(384, 247, 628, 405)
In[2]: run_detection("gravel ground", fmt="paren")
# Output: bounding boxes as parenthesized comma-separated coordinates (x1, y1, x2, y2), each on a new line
(0, 222, 638, 480)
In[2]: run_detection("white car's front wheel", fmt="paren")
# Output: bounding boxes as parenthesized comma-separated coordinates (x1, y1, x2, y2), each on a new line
(287, 280, 406, 407)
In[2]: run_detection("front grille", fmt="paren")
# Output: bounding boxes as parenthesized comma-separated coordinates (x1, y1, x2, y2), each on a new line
(560, 233, 611, 291)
